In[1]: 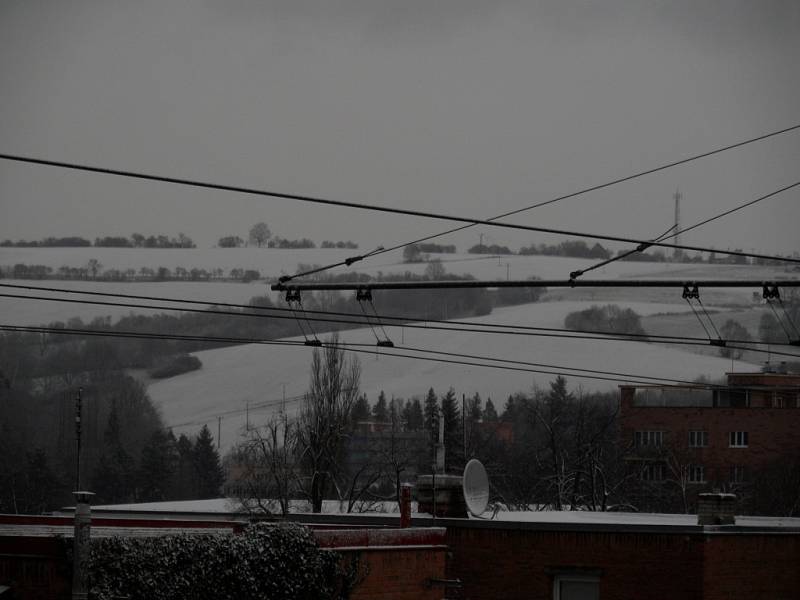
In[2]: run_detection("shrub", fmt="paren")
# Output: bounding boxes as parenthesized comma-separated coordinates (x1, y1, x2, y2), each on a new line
(148, 354, 202, 379)
(564, 304, 646, 336)
(88, 523, 355, 600)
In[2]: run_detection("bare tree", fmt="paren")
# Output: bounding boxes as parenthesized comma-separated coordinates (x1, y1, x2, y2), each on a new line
(248, 222, 271, 248)
(227, 415, 298, 516)
(296, 335, 361, 513)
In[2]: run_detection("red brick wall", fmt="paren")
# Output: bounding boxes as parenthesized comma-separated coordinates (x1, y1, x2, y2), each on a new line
(619, 396, 800, 481)
(444, 526, 705, 600)
(443, 524, 800, 600)
(702, 534, 800, 599)
(344, 547, 446, 600)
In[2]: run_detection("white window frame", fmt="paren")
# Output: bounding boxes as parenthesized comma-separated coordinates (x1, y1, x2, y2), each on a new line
(688, 464, 705, 484)
(729, 431, 748, 448)
(553, 574, 600, 600)
(688, 430, 708, 448)
(634, 430, 664, 448)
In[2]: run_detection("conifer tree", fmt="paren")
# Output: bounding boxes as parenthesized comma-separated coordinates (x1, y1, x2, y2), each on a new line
(138, 429, 177, 502)
(372, 391, 389, 422)
(350, 393, 371, 426)
(483, 398, 499, 421)
(423, 388, 439, 458)
(440, 388, 462, 471)
(403, 398, 424, 431)
(194, 425, 224, 499)
(92, 403, 136, 504)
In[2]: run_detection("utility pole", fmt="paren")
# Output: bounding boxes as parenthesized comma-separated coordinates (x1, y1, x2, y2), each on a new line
(673, 188, 682, 261)
(217, 416, 221, 448)
(462, 393, 466, 464)
(74, 387, 82, 491)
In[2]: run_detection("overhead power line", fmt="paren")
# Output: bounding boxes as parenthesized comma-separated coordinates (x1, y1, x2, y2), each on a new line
(2, 137, 800, 267)
(272, 279, 800, 292)
(569, 180, 800, 280)
(1, 283, 798, 354)
(276, 122, 800, 280)
(0, 323, 767, 389)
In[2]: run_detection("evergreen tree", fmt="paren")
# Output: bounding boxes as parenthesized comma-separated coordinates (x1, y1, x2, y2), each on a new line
(92, 403, 136, 504)
(423, 388, 439, 457)
(350, 393, 371, 426)
(483, 398, 499, 421)
(138, 429, 177, 502)
(22, 449, 63, 514)
(403, 398, 424, 431)
(440, 388, 462, 471)
(194, 425, 224, 499)
(174, 433, 197, 500)
(372, 391, 389, 422)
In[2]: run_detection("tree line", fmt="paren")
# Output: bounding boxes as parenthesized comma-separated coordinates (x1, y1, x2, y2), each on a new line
(1, 233, 196, 248)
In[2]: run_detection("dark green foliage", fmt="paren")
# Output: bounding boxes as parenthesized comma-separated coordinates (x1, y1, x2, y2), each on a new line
(88, 523, 354, 600)
(372, 391, 389, 422)
(519, 240, 611, 259)
(148, 354, 202, 379)
(483, 398, 498, 421)
(564, 304, 646, 336)
(423, 388, 439, 456)
(92, 405, 137, 504)
(440, 388, 462, 471)
(194, 426, 225, 499)
(350, 394, 371, 425)
(495, 277, 545, 306)
(138, 430, 178, 502)
(402, 397, 424, 431)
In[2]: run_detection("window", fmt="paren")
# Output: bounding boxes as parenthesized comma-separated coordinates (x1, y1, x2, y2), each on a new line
(640, 462, 666, 482)
(730, 465, 746, 484)
(688, 430, 708, 448)
(729, 431, 748, 448)
(689, 465, 705, 484)
(553, 575, 599, 600)
(634, 430, 664, 448)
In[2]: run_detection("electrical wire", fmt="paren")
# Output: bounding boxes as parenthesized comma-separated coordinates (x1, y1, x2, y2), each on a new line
(0, 323, 759, 388)
(278, 122, 800, 278)
(570, 180, 800, 280)
(1, 284, 799, 355)
(1, 147, 800, 266)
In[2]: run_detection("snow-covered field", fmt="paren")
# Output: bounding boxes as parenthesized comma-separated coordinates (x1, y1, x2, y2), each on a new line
(148, 300, 752, 451)
(2, 249, 789, 452)
(1, 248, 793, 325)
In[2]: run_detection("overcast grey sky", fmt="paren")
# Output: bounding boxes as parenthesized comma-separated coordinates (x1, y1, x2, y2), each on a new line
(1, 0, 798, 256)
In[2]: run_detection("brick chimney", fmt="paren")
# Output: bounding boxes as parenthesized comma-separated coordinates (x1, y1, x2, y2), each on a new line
(697, 493, 736, 525)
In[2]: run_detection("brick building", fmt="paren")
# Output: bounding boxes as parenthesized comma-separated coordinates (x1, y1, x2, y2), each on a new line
(619, 367, 800, 507)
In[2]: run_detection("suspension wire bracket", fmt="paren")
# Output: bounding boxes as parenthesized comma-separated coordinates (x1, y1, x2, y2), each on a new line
(283, 288, 322, 346)
(355, 287, 394, 347)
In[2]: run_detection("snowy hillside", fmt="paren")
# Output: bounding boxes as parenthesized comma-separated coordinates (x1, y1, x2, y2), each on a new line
(148, 299, 752, 451)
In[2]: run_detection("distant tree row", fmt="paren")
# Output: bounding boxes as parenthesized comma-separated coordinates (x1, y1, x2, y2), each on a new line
(217, 222, 359, 250)
(1, 262, 261, 283)
(519, 240, 611, 259)
(0, 233, 196, 248)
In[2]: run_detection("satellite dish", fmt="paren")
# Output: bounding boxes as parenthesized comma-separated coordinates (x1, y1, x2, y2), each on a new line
(462, 459, 490, 516)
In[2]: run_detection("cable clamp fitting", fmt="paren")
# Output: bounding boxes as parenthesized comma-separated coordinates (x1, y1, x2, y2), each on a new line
(682, 284, 700, 300)
(762, 284, 780, 300)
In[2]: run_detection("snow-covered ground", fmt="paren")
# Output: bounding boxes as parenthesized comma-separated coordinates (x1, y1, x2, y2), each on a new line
(1, 249, 792, 325)
(148, 300, 751, 452)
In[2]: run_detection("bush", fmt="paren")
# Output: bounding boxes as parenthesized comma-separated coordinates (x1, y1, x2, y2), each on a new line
(88, 523, 355, 600)
(148, 354, 202, 379)
(564, 304, 646, 336)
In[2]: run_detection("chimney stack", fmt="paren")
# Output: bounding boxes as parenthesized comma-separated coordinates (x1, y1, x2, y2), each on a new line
(697, 493, 736, 525)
